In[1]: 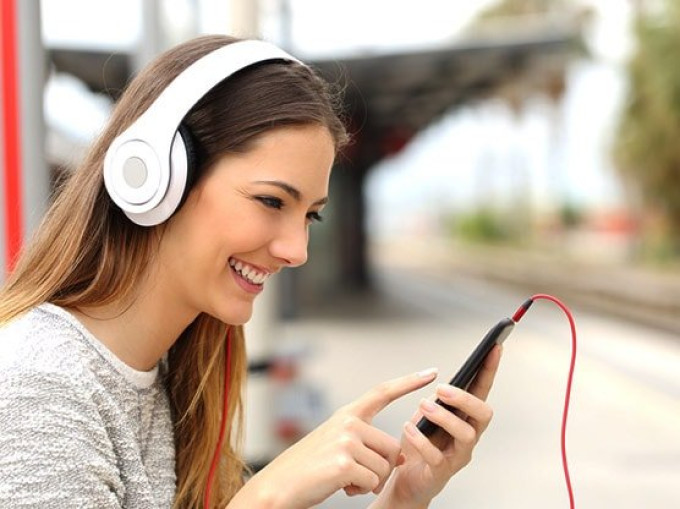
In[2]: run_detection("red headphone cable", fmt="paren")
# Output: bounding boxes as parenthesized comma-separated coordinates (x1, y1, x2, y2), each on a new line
(204, 326, 233, 508)
(513, 294, 577, 509)
(204, 296, 577, 507)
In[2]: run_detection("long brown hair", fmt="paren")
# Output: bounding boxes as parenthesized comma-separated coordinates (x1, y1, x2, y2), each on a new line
(0, 35, 347, 508)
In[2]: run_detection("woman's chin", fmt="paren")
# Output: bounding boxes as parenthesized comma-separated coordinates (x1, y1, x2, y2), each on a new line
(214, 303, 254, 326)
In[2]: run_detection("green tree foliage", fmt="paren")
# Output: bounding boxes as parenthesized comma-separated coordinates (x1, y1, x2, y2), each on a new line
(452, 209, 512, 244)
(614, 2, 680, 243)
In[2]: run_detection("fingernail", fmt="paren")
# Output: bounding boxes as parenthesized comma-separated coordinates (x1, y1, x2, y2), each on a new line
(404, 421, 419, 436)
(417, 367, 438, 379)
(420, 398, 438, 413)
(396, 452, 406, 466)
(437, 384, 458, 398)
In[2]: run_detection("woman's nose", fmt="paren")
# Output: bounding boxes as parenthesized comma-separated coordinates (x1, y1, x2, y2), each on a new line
(270, 225, 309, 268)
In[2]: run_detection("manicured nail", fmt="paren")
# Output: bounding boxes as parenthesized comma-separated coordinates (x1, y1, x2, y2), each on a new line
(417, 367, 438, 379)
(420, 398, 438, 413)
(437, 384, 458, 398)
(404, 421, 419, 436)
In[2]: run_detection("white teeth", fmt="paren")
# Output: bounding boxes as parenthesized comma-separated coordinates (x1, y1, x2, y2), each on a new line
(229, 258, 269, 285)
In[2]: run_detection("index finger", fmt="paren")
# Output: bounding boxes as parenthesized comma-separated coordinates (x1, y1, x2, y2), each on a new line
(345, 368, 439, 422)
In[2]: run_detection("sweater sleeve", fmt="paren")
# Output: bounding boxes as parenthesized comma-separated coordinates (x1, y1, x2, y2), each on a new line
(0, 368, 124, 508)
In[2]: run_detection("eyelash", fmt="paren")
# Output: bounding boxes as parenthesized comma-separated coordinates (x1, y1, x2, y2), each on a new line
(255, 196, 324, 223)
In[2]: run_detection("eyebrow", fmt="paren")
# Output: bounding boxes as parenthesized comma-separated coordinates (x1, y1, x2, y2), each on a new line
(253, 180, 328, 206)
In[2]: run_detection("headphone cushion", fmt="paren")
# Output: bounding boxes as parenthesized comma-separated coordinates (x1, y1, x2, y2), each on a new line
(175, 124, 200, 207)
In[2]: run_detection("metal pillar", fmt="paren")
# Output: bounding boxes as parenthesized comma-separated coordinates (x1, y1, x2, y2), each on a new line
(18, 0, 48, 243)
(228, 0, 260, 37)
(1, 0, 22, 274)
(135, 0, 163, 72)
(1, 0, 47, 275)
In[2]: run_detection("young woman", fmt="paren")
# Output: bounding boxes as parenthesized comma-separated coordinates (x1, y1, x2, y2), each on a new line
(0, 35, 501, 508)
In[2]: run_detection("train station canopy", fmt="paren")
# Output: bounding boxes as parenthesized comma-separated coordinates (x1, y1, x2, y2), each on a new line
(47, 17, 582, 172)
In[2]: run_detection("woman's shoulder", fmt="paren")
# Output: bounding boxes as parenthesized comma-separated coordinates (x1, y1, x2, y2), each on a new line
(0, 302, 166, 402)
(0, 306, 127, 507)
(0, 303, 98, 391)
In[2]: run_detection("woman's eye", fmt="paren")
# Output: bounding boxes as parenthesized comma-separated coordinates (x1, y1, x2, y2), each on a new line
(307, 211, 324, 223)
(256, 196, 283, 210)
(255, 195, 322, 223)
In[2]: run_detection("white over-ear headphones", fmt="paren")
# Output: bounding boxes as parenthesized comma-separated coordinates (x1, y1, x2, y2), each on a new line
(103, 40, 301, 226)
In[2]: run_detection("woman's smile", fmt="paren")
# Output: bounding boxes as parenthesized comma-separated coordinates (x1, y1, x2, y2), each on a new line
(228, 257, 271, 294)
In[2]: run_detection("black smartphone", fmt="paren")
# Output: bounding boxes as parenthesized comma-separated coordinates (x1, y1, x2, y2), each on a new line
(416, 317, 515, 437)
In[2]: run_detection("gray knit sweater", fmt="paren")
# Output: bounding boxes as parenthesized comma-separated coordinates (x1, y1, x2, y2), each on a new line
(0, 303, 176, 508)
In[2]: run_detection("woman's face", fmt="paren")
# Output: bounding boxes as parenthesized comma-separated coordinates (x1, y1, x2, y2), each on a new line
(158, 124, 335, 325)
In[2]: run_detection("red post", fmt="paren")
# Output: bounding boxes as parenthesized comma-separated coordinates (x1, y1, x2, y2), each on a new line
(1, 0, 23, 273)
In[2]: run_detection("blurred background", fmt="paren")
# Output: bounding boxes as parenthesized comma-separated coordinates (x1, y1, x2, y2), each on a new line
(1, 0, 679, 507)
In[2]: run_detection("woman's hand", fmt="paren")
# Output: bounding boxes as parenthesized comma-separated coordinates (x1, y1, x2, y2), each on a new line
(230, 368, 439, 509)
(371, 345, 502, 509)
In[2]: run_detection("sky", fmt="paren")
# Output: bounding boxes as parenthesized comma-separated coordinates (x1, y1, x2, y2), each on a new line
(280, 0, 499, 56)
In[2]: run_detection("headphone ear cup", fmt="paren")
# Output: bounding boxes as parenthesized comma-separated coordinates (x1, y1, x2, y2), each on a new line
(176, 123, 199, 208)
(117, 125, 197, 226)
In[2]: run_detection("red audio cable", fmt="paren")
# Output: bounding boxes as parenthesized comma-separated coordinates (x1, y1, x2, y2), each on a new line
(513, 294, 577, 509)
(204, 296, 577, 507)
(204, 327, 233, 508)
